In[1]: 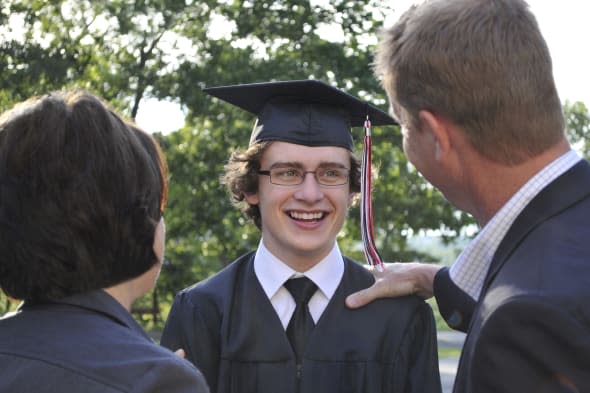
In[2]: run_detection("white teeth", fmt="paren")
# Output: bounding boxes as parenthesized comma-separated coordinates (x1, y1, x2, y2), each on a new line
(290, 211, 324, 220)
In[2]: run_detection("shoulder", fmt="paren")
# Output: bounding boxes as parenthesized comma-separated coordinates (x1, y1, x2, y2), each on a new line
(341, 257, 434, 323)
(341, 256, 374, 286)
(174, 251, 255, 307)
(480, 292, 590, 333)
(98, 325, 210, 392)
(492, 212, 590, 294)
(126, 346, 210, 393)
(472, 293, 590, 390)
(0, 310, 209, 393)
(96, 336, 209, 391)
(0, 357, 128, 393)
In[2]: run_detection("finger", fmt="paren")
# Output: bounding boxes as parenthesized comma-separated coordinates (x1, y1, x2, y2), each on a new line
(371, 262, 393, 279)
(175, 349, 186, 358)
(345, 285, 379, 309)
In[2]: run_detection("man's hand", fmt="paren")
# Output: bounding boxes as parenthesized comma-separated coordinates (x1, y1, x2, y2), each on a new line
(175, 349, 186, 358)
(345, 262, 443, 308)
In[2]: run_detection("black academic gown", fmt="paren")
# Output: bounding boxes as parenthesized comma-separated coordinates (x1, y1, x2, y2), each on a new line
(161, 252, 441, 393)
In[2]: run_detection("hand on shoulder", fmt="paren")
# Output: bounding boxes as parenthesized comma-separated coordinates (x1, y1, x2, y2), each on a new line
(345, 262, 443, 308)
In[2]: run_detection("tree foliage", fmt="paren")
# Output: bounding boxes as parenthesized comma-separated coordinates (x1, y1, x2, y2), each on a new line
(1, 0, 589, 322)
(564, 101, 590, 159)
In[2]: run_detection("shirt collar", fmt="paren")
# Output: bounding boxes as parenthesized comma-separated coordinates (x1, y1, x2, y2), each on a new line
(450, 149, 582, 300)
(254, 240, 344, 301)
(19, 290, 152, 341)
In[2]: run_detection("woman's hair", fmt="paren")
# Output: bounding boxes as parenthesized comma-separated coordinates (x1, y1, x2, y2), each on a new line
(0, 90, 168, 303)
(221, 141, 361, 229)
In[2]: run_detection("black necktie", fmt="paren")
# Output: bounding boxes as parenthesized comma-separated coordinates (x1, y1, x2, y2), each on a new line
(284, 277, 318, 364)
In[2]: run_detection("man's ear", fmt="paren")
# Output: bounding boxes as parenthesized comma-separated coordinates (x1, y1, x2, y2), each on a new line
(244, 192, 259, 205)
(418, 110, 451, 161)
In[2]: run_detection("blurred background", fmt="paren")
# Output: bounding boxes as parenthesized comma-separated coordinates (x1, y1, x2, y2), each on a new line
(1, 1, 588, 340)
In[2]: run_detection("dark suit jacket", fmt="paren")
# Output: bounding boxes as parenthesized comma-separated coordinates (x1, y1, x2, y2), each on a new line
(161, 253, 442, 393)
(0, 290, 209, 393)
(434, 160, 590, 393)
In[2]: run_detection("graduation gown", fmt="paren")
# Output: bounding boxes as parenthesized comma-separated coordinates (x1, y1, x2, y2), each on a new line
(161, 252, 441, 393)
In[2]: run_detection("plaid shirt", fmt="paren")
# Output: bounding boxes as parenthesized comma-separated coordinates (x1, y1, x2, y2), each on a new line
(450, 149, 581, 300)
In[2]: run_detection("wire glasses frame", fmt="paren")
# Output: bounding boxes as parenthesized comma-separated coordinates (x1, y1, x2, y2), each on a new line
(258, 167, 350, 186)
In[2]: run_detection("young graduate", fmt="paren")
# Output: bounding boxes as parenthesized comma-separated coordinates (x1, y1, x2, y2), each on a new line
(161, 80, 442, 393)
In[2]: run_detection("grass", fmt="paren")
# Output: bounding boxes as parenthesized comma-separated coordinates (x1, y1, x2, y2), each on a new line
(427, 298, 452, 332)
(438, 347, 462, 358)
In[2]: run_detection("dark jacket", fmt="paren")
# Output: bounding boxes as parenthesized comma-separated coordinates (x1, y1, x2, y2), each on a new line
(0, 290, 209, 393)
(162, 254, 442, 393)
(435, 160, 590, 393)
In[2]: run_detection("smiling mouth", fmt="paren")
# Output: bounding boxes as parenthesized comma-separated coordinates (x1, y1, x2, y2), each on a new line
(289, 211, 325, 222)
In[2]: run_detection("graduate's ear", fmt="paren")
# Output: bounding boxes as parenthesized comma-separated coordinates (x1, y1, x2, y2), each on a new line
(347, 191, 357, 208)
(244, 192, 259, 205)
(418, 110, 451, 161)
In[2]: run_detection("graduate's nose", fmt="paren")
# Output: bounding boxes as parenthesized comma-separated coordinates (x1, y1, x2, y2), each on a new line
(293, 172, 324, 202)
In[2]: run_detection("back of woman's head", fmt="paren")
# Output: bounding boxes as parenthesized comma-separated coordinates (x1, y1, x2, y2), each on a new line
(0, 90, 168, 303)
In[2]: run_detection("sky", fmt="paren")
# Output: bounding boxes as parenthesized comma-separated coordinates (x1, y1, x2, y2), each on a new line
(136, 1, 590, 134)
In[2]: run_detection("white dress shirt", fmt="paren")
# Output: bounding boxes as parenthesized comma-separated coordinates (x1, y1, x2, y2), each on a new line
(253, 241, 344, 329)
(450, 149, 581, 300)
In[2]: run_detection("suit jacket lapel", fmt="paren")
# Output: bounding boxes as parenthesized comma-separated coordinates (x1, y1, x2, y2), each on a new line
(454, 160, 590, 393)
(481, 160, 590, 296)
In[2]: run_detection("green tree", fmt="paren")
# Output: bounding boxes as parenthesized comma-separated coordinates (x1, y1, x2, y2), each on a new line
(157, 0, 473, 305)
(0, 0, 213, 114)
(2, 0, 590, 325)
(0, 291, 18, 315)
(565, 101, 590, 159)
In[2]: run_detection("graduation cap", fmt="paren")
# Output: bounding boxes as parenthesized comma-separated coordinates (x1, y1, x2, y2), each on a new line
(202, 80, 396, 151)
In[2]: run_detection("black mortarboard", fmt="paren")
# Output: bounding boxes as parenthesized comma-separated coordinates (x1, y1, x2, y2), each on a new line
(203, 80, 396, 151)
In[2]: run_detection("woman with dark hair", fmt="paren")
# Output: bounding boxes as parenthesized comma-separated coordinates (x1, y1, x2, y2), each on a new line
(0, 90, 208, 393)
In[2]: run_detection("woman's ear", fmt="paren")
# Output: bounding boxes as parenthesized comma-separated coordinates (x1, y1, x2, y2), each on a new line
(153, 217, 166, 265)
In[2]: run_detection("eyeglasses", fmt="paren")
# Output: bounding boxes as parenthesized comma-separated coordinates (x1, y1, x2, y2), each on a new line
(258, 166, 350, 187)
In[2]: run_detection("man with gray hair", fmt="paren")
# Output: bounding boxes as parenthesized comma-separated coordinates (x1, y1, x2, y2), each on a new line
(347, 1, 590, 392)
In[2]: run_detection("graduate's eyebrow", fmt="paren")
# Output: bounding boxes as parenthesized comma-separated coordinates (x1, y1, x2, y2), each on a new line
(268, 161, 349, 169)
